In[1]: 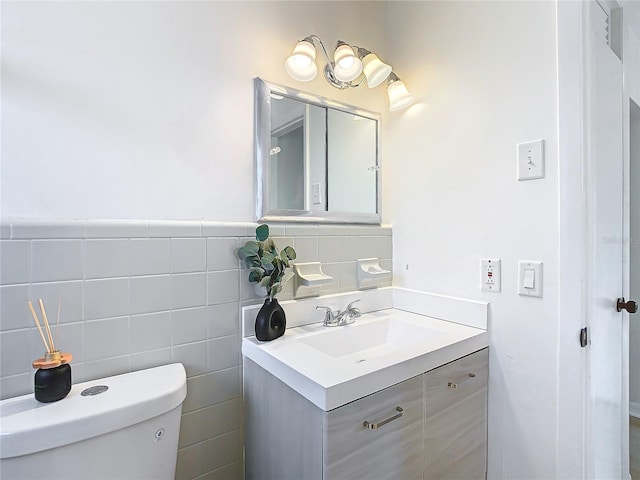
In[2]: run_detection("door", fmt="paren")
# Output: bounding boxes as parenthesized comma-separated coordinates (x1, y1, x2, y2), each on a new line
(584, 1, 628, 478)
(629, 99, 640, 479)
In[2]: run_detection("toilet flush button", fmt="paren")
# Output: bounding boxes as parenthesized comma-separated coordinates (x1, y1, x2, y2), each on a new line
(81, 385, 109, 396)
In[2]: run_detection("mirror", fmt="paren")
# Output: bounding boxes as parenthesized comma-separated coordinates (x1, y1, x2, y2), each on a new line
(255, 78, 381, 224)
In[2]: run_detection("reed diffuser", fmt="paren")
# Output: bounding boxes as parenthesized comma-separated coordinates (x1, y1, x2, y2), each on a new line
(29, 299, 73, 403)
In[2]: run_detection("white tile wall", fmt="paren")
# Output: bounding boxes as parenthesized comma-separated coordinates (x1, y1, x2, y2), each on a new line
(0, 219, 392, 480)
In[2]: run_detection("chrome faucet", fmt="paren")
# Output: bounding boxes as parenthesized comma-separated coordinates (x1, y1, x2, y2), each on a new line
(316, 300, 362, 327)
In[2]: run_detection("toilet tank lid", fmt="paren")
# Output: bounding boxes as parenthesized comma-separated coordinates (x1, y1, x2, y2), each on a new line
(0, 363, 187, 459)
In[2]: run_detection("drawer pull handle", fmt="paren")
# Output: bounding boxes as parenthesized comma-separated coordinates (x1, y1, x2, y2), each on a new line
(448, 372, 477, 389)
(363, 406, 404, 429)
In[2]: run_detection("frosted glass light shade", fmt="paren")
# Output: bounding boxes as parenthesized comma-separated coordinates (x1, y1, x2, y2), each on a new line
(387, 79, 414, 111)
(333, 44, 363, 82)
(285, 40, 318, 82)
(362, 53, 392, 88)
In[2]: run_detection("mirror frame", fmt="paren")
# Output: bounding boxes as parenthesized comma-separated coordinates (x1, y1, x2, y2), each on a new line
(255, 77, 382, 224)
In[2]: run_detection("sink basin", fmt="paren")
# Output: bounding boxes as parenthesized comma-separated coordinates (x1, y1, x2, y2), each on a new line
(298, 318, 449, 362)
(242, 308, 488, 411)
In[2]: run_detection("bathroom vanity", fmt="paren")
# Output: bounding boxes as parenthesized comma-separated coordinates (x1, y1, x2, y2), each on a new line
(243, 308, 488, 480)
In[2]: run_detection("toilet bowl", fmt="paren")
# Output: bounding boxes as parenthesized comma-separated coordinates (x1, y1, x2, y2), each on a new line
(0, 363, 187, 480)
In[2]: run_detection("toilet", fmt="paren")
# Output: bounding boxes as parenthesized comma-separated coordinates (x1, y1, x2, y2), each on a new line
(0, 363, 187, 480)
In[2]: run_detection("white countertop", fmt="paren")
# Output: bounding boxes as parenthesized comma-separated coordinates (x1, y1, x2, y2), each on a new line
(242, 308, 488, 411)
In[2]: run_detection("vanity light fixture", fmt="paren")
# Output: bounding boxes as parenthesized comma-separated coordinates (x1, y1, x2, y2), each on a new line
(284, 35, 414, 111)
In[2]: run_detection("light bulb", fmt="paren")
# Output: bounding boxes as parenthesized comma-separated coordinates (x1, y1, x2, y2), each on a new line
(333, 42, 362, 82)
(361, 53, 392, 88)
(387, 77, 414, 111)
(285, 40, 318, 82)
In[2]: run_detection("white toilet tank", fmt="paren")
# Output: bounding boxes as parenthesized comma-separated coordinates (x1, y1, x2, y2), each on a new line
(0, 363, 187, 480)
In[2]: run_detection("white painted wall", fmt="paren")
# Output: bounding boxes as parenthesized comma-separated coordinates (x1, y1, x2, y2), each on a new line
(385, 2, 560, 478)
(1, 1, 387, 221)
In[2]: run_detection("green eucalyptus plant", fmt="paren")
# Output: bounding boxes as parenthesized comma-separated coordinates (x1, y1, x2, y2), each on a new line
(237, 225, 297, 299)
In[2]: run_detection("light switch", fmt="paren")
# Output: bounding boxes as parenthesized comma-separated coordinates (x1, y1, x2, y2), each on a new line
(312, 183, 322, 205)
(518, 261, 543, 297)
(523, 269, 535, 289)
(517, 139, 545, 181)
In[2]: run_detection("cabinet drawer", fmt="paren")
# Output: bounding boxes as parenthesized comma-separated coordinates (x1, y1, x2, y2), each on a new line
(323, 375, 424, 480)
(424, 348, 488, 480)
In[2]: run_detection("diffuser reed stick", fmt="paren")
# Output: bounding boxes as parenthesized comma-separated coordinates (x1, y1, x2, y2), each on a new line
(28, 300, 51, 353)
(39, 299, 56, 353)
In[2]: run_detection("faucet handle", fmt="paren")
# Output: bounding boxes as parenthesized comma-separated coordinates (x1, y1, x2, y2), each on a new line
(346, 299, 362, 318)
(316, 306, 335, 324)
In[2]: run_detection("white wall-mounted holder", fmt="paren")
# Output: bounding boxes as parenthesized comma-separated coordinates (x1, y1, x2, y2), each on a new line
(357, 258, 392, 290)
(293, 262, 334, 299)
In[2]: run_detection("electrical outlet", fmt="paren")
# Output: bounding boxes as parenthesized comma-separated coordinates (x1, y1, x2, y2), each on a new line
(481, 259, 501, 292)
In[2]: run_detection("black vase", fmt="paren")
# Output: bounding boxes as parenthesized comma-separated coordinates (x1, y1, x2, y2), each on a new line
(255, 297, 286, 341)
(34, 363, 72, 403)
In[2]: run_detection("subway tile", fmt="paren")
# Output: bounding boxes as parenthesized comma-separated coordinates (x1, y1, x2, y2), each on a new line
(171, 273, 206, 310)
(182, 367, 240, 412)
(0, 373, 31, 400)
(1, 240, 29, 284)
(207, 271, 239, 305)
(84, 316, 130, 361)
(317, 225, 348, 236)
(206, 238, 239, 271)
(172, 341, 207, 377)
(292, 237, 318, 262)
(285, 224, 318, 236)
(338, 236, 360, 262)
(318, 236, 341, 263)
(84, 239, 129, 279)
(31, 240, 83, 282)
(171, 238, 206, 273)
(260, 224, 285, 236)
(175, 429, 242, 480)
(11, 220, 85, 239)
(68, 362, 86, 384)
(131, 311, 171, 352)
(129, 275, 171, 314)
(339, 262, 358, 291)
(83, 355, 131, 382)
(239, 270, 261, 302)
(84, 278, 129, 320)
(30, 280, 83, 324)
(130, 348, 171, 372)
(206, 460, 243, 480)
(0, 285, 31, 330)
(201, 222, 250, 237)
(371, 235, 393, 259)
(172, 307, 208, 346)
(207, 303, 239, 339)
(207, 335, 239, 372)
(178, 398, 242, 448)
(1, 329, 32, 376)
(0, 222, 10, 240)
(148, 221, 201, 238)
(85, 220, 148, 238)
(129, 239, 170, 276)
(319, 263, 341, 295)
(346, 225, 391, 236)
(271, 236, 294, 252)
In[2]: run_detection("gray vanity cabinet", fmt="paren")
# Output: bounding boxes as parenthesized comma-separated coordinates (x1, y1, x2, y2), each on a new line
(244, 348, 488, 480)
(424, 348, 489, 479)
(323, 375, 424, 479)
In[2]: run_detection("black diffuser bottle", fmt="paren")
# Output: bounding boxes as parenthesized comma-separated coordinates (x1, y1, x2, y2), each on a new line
(34, 351, 72, 403)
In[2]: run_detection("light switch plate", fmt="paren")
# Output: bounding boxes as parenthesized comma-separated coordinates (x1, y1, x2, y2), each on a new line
(481, 258, 501, 292)
(518, 260, 543, 297)
(517, 139, 545, 180)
